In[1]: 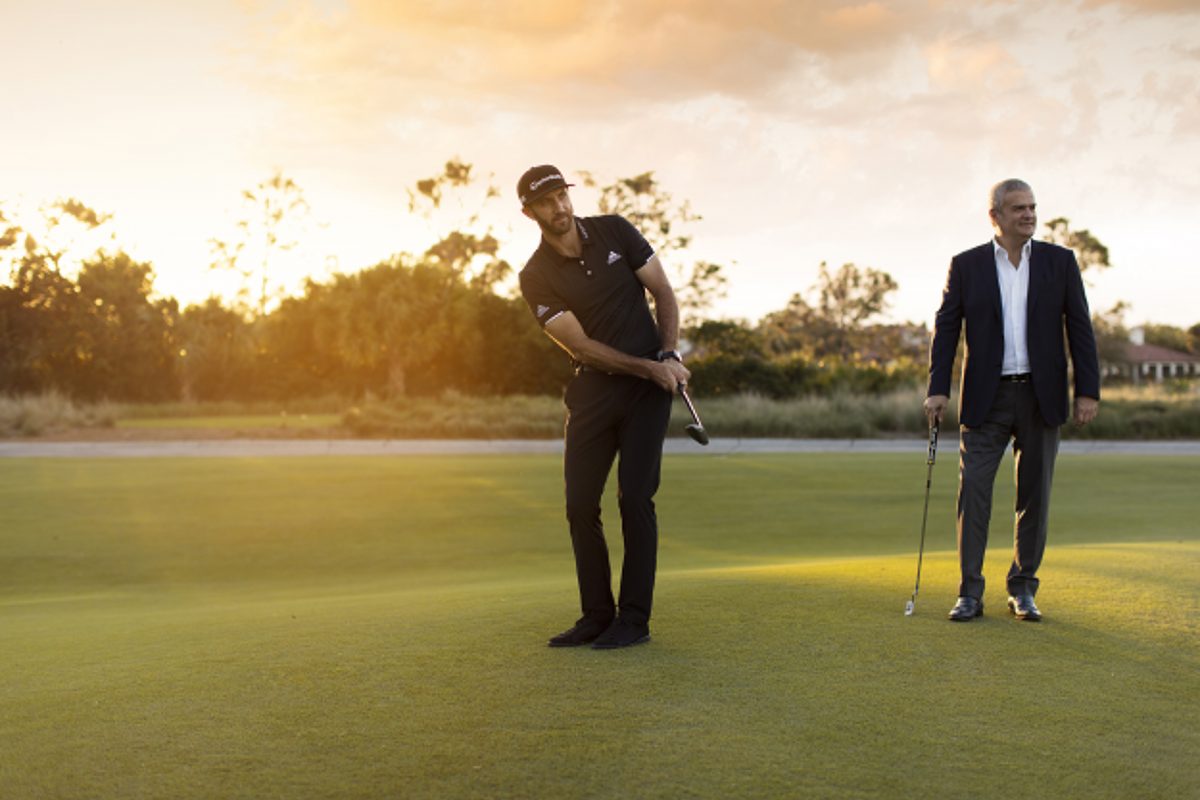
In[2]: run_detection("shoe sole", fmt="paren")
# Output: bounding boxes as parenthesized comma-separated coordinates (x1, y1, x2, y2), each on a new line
(548, 639, 598, 647)
(591, 634, 650, 650)
(1007, 601, 1041, 621)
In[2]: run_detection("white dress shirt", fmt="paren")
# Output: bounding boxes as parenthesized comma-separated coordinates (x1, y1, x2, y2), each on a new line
(993, 238, 1031, 375)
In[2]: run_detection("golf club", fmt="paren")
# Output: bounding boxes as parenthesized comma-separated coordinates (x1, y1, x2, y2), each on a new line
(678, 384, 709, 446)
(904, 418, 939, 616)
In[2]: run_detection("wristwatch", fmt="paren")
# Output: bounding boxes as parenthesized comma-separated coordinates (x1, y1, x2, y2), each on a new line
(659, 350, 682, 363)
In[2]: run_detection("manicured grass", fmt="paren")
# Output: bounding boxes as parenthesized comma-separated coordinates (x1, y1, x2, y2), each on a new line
(1, 453, 1197, 799)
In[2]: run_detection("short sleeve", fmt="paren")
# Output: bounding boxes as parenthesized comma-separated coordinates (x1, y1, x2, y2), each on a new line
(519, 267, 567, 329)
(611, 215, 655, 271)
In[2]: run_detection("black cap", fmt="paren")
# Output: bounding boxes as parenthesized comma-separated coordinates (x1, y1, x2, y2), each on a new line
(517, 165, 573, 206)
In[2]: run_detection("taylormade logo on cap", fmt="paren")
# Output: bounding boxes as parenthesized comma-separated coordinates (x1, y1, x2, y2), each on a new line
(517, 164, 574, 205)
(530, 173, 563, 192)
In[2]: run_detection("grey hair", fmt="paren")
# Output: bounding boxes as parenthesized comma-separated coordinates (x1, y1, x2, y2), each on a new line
(990, 179, 1032, 211)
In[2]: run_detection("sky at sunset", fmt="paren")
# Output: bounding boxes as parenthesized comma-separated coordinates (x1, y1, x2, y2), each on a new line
(4, 0, 1199, 329)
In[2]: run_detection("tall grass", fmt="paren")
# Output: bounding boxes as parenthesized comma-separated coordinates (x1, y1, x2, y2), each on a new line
(114, 395, 349, 419)
(344, 393, 566, 439)
(342, 385, 1200, 440)
(683, 388, 946, 438)
(5, 382, 1199, 439)
(341, 388, 957, 440)
(0, 393, 117, 437)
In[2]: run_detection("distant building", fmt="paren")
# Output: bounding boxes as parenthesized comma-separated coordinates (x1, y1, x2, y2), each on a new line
(1109, 327, 1200, 383)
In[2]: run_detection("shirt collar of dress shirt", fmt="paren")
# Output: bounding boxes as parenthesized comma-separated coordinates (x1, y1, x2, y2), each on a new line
(992, 237, 1032, 265)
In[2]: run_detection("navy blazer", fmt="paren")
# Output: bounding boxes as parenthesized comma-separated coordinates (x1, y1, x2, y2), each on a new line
(928, 240, 1101, 428)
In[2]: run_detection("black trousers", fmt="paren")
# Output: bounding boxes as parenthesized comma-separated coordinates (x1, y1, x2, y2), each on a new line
(563, 370, 672, 626)
(956, 380, 1060, 600)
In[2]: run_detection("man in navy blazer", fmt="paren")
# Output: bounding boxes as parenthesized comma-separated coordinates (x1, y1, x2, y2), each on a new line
(924, 179, 1100, 622)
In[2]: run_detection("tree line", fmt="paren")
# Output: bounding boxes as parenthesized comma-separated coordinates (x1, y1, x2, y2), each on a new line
(2, 162, 1195, 404)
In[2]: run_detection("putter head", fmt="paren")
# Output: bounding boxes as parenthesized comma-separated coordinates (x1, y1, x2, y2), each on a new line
(904, 600, 914, 616)
(685, 424, 709, 446)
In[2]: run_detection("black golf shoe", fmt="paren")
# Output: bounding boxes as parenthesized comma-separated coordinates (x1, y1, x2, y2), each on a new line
(548, 617, 612, 647)
(1007, 594, 1042, 621)
(590, 618, 650, 649)
(947, 596, 983, 621)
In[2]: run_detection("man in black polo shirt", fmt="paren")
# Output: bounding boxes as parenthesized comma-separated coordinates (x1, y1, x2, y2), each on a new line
(517, 164, 690, 650)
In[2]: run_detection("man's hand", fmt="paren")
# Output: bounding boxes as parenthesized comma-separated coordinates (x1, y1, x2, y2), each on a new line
(647, 359, 690, 394)
(924, 394, 949, 426)
(1074, 396, 1099, 426)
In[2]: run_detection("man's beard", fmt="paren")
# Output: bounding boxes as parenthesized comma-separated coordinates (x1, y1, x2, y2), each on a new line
(537, 214, 572, 237)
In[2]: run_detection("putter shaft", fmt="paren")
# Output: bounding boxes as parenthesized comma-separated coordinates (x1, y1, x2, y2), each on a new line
(679, 385, 703, 427)
(907, 420, 939, 613)
(677, 384, 709, 445)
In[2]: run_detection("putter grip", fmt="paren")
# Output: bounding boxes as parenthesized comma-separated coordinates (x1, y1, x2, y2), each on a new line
(927, 420, 939, 465)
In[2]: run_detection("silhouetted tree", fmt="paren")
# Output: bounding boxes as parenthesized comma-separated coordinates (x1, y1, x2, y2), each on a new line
(75, 251, 179, 400)
(177, 298, 259, 401)
(1043, 217, 1110, 274)
(209, 171, 312, 317)
(580, 170, 728, 323)
(1092, 301, 1131, 371)
(0, 199, 136, 398)
(1140, 323, 1192, 354)
(761, 262, 899, 362)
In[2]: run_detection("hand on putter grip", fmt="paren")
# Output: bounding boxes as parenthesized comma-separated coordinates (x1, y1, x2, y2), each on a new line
(647, 360, 681, 393)
(924, 394, 949, 425)
(1073, 396, 1099, 426)
(663, 358, 691, 388)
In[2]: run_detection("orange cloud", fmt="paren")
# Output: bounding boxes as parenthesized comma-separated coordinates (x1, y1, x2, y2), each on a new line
(1082, 0, 1200, 11)
(240, 0, 956, 121)
(924, 38, 1025, 93)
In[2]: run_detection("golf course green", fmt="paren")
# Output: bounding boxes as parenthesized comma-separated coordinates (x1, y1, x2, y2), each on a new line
(2, 452, 1197, 798)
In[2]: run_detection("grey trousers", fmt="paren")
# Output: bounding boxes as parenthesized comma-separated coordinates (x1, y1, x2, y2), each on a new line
(956, 380, 1060, 600)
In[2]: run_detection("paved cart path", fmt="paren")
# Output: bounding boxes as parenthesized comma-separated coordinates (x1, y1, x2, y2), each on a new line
(3, 438, 1199, 458)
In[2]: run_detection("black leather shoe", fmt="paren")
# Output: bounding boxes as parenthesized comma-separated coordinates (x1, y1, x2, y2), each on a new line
(948, 596, 983, 621)
(548, 617, 613, 647)
(590, 619, 650, 649)
(1007, 594, 1042, 621)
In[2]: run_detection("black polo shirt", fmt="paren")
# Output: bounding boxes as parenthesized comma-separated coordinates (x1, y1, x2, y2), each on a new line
(519, 214, 661, 360)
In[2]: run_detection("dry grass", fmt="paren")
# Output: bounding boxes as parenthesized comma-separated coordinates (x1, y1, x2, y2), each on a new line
(0, 392, 116, 437)
(5, 381, 1199, 440)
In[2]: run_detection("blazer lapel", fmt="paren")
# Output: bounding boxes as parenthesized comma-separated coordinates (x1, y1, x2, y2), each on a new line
(1027, 240, 1047, 319)
(982, 243, 1002, 321)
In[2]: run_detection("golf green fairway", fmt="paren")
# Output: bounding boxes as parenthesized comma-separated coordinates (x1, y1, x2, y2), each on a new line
(2, 453, 1197, 799)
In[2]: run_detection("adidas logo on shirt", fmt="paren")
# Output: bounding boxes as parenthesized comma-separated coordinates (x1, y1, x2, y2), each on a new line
(607, 251, 621, 265)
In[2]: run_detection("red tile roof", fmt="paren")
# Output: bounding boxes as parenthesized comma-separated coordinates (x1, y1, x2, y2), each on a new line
(1124, 343, 1200, 363)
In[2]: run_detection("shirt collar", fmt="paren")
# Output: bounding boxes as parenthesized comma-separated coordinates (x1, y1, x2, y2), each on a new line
(536, 217, 589, 265)
(993, 237, 1032, 261)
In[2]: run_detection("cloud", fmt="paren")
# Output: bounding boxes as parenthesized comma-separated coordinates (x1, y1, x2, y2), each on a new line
(923, 37, 1025, 93)
(237, 0, 965, 128)
(1083, 0, 1200, 12)
(226, 0, 1200, 247)
(1138, 70, 1200, 137)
